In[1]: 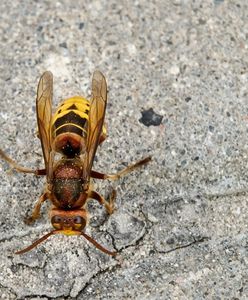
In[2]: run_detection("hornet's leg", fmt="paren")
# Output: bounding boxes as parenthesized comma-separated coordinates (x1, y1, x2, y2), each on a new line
(91, 156, 151, 181)
(0, 148, 46, 175)
(88, 189, 116, 215)
(25, 193, 48, 224)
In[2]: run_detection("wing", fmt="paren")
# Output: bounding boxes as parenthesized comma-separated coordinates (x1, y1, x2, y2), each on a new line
(36, 71, 54, 182)
(83, 70, 107, 180)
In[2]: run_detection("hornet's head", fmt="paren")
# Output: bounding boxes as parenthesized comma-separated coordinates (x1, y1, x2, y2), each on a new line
(50, 208, 87, 234)
(15, 208, 116, 256)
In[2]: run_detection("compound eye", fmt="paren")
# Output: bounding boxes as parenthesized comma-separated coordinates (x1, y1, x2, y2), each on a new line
(51, 216, 64, 229)
(52, 215, 63, 223)
(73, 216, 86, 230)
(73, 216, 83, 224)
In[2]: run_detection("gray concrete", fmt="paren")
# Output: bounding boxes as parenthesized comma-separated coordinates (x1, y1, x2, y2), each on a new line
(0, 0, 248, 299)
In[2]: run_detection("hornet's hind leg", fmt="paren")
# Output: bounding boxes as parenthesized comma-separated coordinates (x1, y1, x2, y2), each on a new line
(90, 156, 151, 181)
(0, 148, 46, 175)
(0, 148, 48, 225)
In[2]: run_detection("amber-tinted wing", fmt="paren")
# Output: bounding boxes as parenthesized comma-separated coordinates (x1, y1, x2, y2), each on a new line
(83, 70, 107, 180)
(36, 71, 54, 182)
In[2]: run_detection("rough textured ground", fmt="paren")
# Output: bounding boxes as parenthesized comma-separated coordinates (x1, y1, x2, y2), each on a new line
(0, 0, 248, 299)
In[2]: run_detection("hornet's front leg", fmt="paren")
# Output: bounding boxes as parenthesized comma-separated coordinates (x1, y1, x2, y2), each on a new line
(88, 189, 116, 215)
(24, 192, 49, 224)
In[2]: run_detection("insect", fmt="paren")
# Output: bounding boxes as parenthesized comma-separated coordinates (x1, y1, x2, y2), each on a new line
(0, 70, 151, 256)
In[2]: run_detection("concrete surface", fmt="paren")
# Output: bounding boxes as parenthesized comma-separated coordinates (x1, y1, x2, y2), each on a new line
(0, 0, 248, 299)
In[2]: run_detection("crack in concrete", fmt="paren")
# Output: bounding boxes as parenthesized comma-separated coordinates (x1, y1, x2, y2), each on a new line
(203, 189, 248, 199)
(157, 236, 209, 254)
(0, 282, 18, 299)
(77, 258, 121, 297)
(106, 206, 150, 255)
(23, 293, 73, 300)
(106, 229, 118, 252)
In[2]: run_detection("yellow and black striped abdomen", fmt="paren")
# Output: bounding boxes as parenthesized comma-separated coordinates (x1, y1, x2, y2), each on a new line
(52, 96, 90, 157)
(52, 96, 90, 137)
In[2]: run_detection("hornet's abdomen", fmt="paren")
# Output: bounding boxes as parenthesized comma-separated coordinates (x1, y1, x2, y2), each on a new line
(51, 96, 90, 157)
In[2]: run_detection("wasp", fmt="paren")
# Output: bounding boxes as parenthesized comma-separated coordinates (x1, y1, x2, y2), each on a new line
(0, 71, 151, 256)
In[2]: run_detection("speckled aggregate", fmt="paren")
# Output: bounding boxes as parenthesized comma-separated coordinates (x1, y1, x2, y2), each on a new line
(0, 0, 248, 299)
